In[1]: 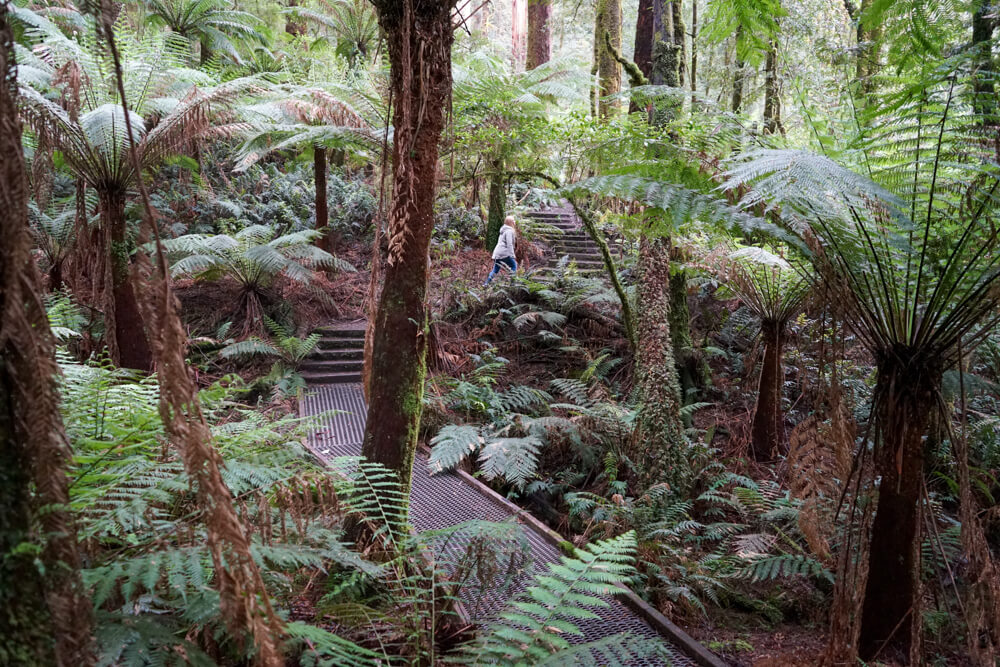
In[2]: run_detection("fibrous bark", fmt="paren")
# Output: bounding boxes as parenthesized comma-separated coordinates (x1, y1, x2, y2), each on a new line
(631, 237, 688, 493)
(671, 1, 686, 88)
(526, 0, 551, 70)
(0, 8, 94, 663)
(750, 319, 785, 460)
(858, 353, 940, 659)
(731, 27, 746, 113)
(100, 190, 153, 371)
(690, 1, 698, 92)
(364, 0, 454, 496)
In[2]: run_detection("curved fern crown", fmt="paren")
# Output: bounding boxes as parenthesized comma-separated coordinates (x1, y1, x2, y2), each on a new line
(143, 0, 267, 65)
(14, 6, 261, 192)
(724, 59, 1000, 362)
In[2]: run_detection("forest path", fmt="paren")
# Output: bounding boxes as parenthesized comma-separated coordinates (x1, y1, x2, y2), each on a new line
(298, 322, 726, 667)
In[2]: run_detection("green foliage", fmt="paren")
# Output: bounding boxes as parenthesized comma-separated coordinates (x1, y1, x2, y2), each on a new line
(219, 317, 321, 400)
(451, 531, 669, 665)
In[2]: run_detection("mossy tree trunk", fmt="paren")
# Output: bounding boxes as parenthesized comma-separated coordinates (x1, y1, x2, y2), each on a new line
(101, 190, 152, 371)
(595, 0, 622, 118)
(526, 0, 551, 70)
(763, 40, 783, 135)
(485, 159, 505, 251)
(363, 0, 454, 496)
(671, 1, 686, 87)
(0, 13, 93, 661)
(859, 352, 939, 659)
(669, 260, 701, 411)
(750, 319, 785, 460)
(631, 236, 688, 493)
(731, 26, 746, 113)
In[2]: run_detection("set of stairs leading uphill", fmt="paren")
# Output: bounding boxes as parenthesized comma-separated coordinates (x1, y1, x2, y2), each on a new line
(300, 321, 364, 384)
(526, 207, 605, 275)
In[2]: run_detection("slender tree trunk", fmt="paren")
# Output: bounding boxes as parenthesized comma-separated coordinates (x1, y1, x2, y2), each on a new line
(763, 40, 783, 134)
(631, 236, 688, 493)
(512, 0, 527, 70)
(671, 1, 685, 88)
(363, 0, 453, 496)
(596, 0, 622, 118)
(731, 28, 746, 113)
(750, 319, 785, 460)
(314, 145, 330, 251)
(101, 191, 152, 371)
(853, 0, 881, 102)
(858, 356, 939, 659)
(690, 0, 697, 92)
(669, 261, 700, 410)
(486, 159, 505, 251)
(0, 11, 93, 662)
(526, 0, 551, 70)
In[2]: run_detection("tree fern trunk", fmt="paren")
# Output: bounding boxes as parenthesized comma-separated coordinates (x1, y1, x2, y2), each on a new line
(631, 236, 688, 493)
(750, 319, 785, 460)
(363, 0, 453, 497)
(486, 160, 505, 251)
(0, 14, 93, 661)
(102, 191, 152, 371)
(859, 355, 938, 659)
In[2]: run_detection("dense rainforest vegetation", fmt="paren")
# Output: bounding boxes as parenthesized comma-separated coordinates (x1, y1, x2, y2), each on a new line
(2, 0, 1000, 665)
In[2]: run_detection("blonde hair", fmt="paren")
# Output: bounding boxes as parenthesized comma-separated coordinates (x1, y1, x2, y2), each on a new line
(505, 215, 517, 228)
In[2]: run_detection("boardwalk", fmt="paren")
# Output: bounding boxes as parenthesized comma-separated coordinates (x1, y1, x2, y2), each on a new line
(299, 362, 725, 666)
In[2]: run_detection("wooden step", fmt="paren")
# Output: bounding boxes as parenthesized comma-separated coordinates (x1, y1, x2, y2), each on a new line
(310, 348, 364, 361)
(301, 370, 363, 384)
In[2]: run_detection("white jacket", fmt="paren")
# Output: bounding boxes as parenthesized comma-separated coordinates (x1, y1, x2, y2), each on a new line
(492, 224, 516, 259)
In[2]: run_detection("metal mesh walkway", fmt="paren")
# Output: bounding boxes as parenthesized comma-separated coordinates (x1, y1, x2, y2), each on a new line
(300, 383, 721, 667)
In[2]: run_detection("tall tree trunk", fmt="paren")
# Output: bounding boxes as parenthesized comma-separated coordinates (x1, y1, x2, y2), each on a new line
(671, 1, 686, 88)
(731, 28, 746, 113)
(526, 0, 551, 70)
(650, 3, 680, 127)
(750, 319, 785, 460)
(596, 0, 622, 118)
(485, 159, 505, 251)
(858, 355, 939, 659)
(0, 10, 93, 662)
(512, 0, 527, 70)
(631, 237, 688, 493)
(853, 0, 881, 102)
(690, 0, 697, 92)
(363, 0, 454, 496)
(101, 191, 152, 371)
(314, 145, 330, 251)
(762, 40, 783, 134)
(634, 0, 655, 79)
(669, 260, 699, 411)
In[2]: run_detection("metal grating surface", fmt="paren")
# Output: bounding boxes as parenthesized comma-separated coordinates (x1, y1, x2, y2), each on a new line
(300, 383, 699, 666)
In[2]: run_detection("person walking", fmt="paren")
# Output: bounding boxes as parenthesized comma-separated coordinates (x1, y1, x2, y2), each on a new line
(483, 215, 518, 286)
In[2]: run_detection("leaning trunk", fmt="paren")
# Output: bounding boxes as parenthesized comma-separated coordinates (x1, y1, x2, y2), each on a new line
(485, 160, 505, 251)
(858, 353, 939, 659)
(750, 319, 785, 460)
(631, 236, 688, 493)
(101, 191, 152, 371)
(0, 12, 93, 662)
(526, 0, 551, 70)
(314, 145, 330, 252)
(363, 0, 453, 496)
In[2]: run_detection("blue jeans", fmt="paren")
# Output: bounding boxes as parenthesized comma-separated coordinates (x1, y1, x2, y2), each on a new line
(483, 256, 517, 285)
